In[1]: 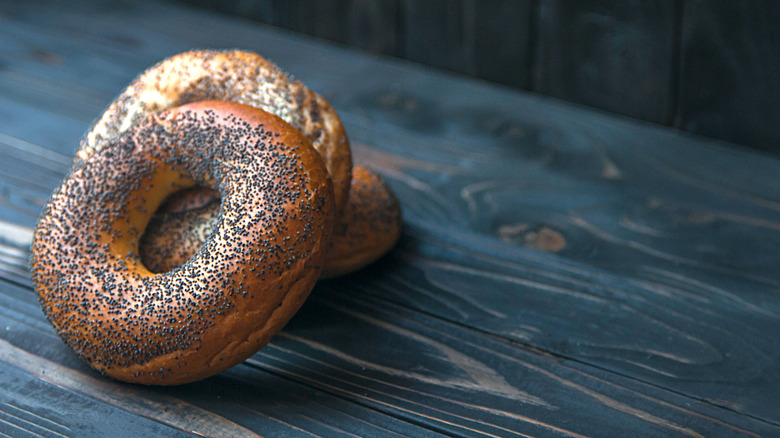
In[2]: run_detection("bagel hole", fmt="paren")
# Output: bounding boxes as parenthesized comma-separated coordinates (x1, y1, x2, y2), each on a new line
(139, 186, 221, 273)
(156, 186, 221, 214)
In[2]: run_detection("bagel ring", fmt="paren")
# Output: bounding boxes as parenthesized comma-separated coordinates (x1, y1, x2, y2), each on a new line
(141, 164, 402, 278)
(79, 49, 401, 277)
(31, 101, 334, 384)
(78, 49, 352, 215)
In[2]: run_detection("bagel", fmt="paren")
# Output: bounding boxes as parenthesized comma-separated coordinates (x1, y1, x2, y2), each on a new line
(320, 165, 402, 278)
(31, 101, 334, 385)
(140, 164, 402, 278)
(78, 49, 352, 215)
(79, 49, 401, 278)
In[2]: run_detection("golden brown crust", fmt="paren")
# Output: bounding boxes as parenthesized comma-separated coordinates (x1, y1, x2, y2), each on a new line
(320, 165, 402, 278)
(31, 101, 334, 385)
(79, 49, 400, 280)
(140, 196, 220, 274)
(78, 49, 352, 215)
(141, 165, 401, 278)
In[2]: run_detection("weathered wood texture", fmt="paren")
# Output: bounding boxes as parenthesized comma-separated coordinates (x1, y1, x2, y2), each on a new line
(272, 0, 401, 56)
(402, 0, 533, 89)
(0, 0, 779, 436)
(171, 0, 780, 153)
(533, 0, 678, 124)
(676, 0, 780, 153)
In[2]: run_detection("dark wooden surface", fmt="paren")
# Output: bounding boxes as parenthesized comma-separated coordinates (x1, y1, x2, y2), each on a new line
(173, 0, 780, 154)
(676, 0, 780, 153)
(0, 0, 779, 436)
(533, 0, 678, 124)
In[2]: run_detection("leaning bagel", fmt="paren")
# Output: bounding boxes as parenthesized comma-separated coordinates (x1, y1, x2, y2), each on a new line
(31, 101, 334, 385)
(320, 164, 402, 278)
(78, 49, 352, 215)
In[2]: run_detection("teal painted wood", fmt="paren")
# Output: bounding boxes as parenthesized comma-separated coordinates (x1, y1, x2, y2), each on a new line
(0, 279, 447, 436)
(0, 0, 778, 435)
(173, 0, 780, 153)
(0, 364, 192, 438)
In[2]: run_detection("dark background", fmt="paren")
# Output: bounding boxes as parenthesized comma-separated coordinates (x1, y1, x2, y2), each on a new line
(169, 0, 780, 155)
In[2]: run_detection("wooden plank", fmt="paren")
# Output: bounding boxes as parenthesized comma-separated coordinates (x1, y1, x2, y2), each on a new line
(676, 0, 780, 153)
(0, 272, 774, 437)
(1, 0, 779, 431)
(403, 0, 533, 87)
(0, 365, 191, 437)
(262, 287, 780, 437)
(402, 0, 477, 76)
(176, 0, 526, 83)
(0, 280, 448, 437)
(176, 0, 274, 24)
(267, 0, 316, 35)
(0, 119, 778, 436)
(472, 0, 533, 88)
(313, 0, 401, 56)
(533, 0, 678, 124)
(177, 0, 531, 84)
(269, 0, 401, 56)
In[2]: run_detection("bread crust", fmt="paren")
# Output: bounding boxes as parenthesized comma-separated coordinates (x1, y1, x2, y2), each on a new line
(78, 49, 352, 215)
(141, 165, 402, 278)
(320, 165, 402, 278)
(31, 101, 334, 385)
(77, 49, 400, 281)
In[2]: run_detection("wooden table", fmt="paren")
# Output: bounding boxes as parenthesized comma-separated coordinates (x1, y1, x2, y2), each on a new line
(0, 0, 778, 436)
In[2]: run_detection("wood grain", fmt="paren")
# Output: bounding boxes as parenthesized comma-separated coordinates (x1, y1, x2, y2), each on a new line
(170, 0, 780, 152)
(0, 279, 446, 437)
(0, 366, 190, 437)
(0, 0, 778, 435)
(0, 270, 773, 437)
